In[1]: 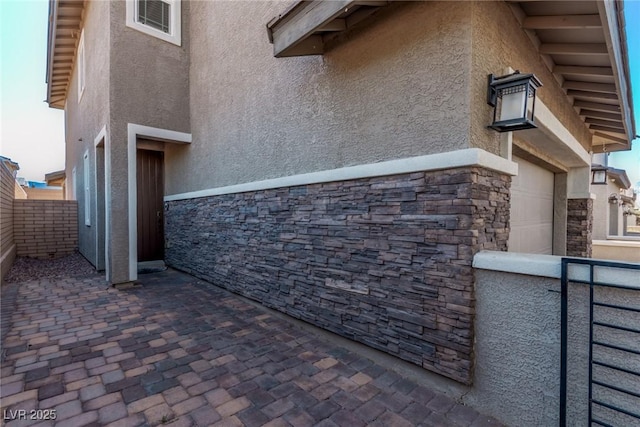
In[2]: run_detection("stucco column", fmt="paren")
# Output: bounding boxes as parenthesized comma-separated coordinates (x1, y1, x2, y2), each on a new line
(107, 122, 133, 285)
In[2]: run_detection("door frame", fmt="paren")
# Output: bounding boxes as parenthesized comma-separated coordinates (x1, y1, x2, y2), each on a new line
(127, 124, 191, 281)
(94, 126, 108, 277)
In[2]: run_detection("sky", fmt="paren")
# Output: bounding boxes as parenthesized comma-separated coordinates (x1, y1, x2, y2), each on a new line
(0, 0, 639, 185)
(610, 0, 640, 189)
(1, 0, 65, 182)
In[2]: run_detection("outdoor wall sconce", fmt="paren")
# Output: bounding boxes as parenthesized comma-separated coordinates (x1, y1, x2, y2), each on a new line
(487, 71, 542, 132)
(608, 193, 622, 205)
(591, 167, 608, 185)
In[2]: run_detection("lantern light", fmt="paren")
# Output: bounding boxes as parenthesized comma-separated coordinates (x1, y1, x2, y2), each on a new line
(591, 167, 608, 185)
(487, 71, 542, 132)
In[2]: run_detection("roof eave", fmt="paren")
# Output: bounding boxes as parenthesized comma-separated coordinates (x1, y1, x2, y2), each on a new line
(46, 0, 59, 108)
(597, 0, 636, 147)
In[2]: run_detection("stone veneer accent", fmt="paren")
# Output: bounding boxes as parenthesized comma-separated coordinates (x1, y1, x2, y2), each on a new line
(165, 167, 511, 384)
(566, 198, 593, 258)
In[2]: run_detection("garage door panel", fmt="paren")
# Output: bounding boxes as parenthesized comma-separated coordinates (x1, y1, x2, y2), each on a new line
(509, 156, 555, 255)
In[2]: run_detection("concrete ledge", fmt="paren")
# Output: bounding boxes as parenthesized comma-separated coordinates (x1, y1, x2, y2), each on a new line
(474, 250, 640, 288)
(473, 251, 562, 278)
(165, 148, 518, 202)
(601, 237, 640, 243)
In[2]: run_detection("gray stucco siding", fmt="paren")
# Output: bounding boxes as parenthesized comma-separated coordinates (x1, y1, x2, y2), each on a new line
(165, 1, 472, 196)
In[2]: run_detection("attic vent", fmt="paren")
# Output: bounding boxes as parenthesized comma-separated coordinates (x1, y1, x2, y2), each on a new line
(138, 0, 170, 33)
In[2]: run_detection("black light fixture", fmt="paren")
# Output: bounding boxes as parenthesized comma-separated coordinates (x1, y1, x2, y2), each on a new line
(591, 167, 608, 185)
(487, 71, 542, 132)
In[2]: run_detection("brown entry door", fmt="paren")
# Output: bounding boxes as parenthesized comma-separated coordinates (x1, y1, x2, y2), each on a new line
(137, 149, 164, 262)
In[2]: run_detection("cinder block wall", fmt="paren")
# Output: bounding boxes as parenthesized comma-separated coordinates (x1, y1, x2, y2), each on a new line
(1, 163, 16, 282)
(13, 200, 78, 259)
(166, 167, 511, 384)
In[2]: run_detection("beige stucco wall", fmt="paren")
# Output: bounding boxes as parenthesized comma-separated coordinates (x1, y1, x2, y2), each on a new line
(165, 1, 472, 195)
(469, 1, 592, 155)
(593, 239, 640, 262)
(64, 0, 111, 272)
(592, 181, 627, 239)
(23, 187, 64, 200)
(106, 0, 190, 283)
(109, 0, 190, 131)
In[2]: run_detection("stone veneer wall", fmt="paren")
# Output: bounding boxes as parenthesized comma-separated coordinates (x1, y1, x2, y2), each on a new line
(566, 198, 593, 258)
(165, 167, 510, 384)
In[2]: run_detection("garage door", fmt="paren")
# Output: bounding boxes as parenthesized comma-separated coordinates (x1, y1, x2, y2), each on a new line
(508, 156, 555, 254)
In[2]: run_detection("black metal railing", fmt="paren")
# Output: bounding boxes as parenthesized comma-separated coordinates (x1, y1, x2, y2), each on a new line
(560, 257, 640, 427)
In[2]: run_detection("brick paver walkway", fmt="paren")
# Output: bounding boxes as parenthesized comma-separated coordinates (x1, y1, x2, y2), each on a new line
(1, 269, 501, 426)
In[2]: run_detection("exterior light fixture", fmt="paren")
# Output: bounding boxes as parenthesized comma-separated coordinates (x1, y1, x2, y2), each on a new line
(487, 71, 542, 132)
(608, 193, 621, 205)
(591, 167, 607, 185)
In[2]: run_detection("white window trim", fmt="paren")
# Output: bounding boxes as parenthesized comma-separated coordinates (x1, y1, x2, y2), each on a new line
(77, 30, 85, 103)
(71, 167, 77, 200)
(125, 0, 181, 46)
(84, 151, 91, 226)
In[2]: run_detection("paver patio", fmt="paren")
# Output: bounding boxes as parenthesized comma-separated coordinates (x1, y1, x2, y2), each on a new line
(1, 267, 502, 426)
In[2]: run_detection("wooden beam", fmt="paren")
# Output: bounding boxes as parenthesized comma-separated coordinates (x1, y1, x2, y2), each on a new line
(539, 43, 608, 55)
(562, 80, 617, 94)
(553, 65, 613, 77)
(589, 125, 625, 134)
(353, 1, 388, 6)
(319, 19, 346, 32)
(579, 109, 622, 121)
(523, 15, 601, 30)
(574, 100, 620, 113)
(346, 7, 378, 28)
(271, 0, 352, 57)
(585, 117, 624, 127)
(593, 132, 629, 145)
(567, 90, 619, 101)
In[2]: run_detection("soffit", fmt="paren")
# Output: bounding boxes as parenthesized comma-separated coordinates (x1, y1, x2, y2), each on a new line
(46, 0, 84, 109)
(508, 0, 636, 153)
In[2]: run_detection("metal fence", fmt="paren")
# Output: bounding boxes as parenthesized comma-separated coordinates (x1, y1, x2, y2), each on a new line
(560, 257, 640, 426)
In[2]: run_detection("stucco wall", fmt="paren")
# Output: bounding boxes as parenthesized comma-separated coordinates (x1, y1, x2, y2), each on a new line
(105, 0, 190, 283)
(593, 239, 640, 263)
(109, 0, 190, 132)
(64, 0, 111, 270)
(469, 1, 592, 155)
(592, 182, 625, 240)
(23, 187, 64, 200)
(165, 1, 472, 195)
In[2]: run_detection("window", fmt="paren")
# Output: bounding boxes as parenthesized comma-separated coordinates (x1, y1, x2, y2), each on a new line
(138, 0, 170, 33)
(77, 30, 85, 102)
(84, 151, 91, 226)
(126, 0, 181, 46)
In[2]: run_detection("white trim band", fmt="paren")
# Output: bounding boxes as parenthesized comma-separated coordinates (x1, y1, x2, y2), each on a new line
(165, 148, 518, 202)
(473, 250, 640, 288)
